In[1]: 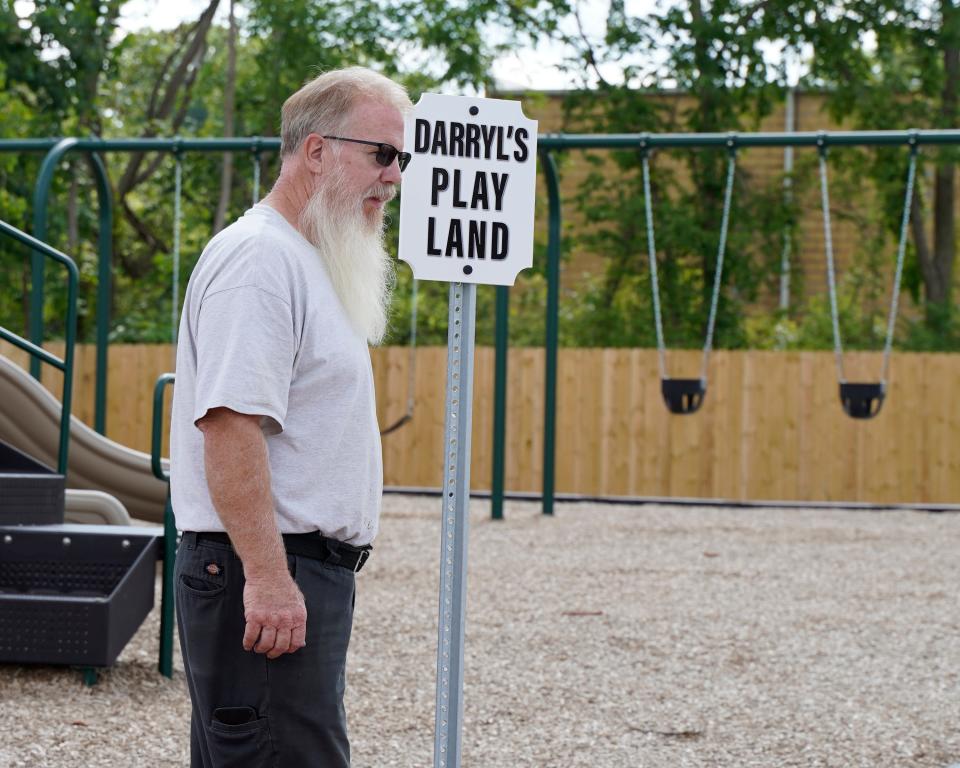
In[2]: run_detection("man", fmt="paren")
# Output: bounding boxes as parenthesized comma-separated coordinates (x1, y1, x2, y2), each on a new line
(169, 67, 413, 767)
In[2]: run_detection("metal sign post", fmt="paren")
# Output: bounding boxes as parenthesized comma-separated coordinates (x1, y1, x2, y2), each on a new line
(433, 281, 476, 768)
(397, 92, 537, 768)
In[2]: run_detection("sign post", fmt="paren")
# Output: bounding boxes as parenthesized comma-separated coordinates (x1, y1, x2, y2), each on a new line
(398, 93, 537, 768)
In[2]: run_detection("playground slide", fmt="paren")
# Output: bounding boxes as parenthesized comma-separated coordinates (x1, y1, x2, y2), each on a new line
(65, 489, 132, 526)
(0, 354, 169, 523)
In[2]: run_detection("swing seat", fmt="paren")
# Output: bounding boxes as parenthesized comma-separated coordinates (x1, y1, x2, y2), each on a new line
(839, 382, 886, 419)
(661, 378, 707, 415)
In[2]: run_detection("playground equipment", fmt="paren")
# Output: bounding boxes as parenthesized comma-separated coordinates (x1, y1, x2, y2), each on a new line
(0, 354, 167, 522)
(641, 138, 737, 415)
(0, 219, 160, 683)
(491, 128, 960, 517)
(4, 131, 956, 519)
(817, 133, 918, 419)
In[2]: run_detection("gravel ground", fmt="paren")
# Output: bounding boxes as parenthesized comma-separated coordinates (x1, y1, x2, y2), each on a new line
(1, 497, 958, 768)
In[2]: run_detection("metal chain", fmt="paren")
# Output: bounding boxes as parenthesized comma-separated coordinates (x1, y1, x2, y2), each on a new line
(406, 279, 419, 415)
(881, 145, 918, 384)
(700, 147, 737, 382)
(641, 150, 667, 380)
(818, 145, 846, 383)
(172, 155, 183, 349)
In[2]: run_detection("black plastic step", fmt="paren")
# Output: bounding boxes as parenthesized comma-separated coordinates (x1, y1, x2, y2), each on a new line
(0, 525, 159, 666)
(0, 441, 65, 525)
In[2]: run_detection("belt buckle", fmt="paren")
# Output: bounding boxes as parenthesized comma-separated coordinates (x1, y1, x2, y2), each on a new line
(353, 549, 370, 573)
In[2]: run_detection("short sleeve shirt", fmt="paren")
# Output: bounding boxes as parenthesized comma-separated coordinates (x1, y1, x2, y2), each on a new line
(169, 204, 383, 545)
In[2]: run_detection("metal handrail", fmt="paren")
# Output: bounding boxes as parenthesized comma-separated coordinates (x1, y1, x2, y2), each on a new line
(151, 373, 175, 481)
(0, 219, 78, 475)
(150, 372, 176, 679)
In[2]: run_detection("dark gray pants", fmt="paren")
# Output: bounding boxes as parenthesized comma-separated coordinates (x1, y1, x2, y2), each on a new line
(175, 534, 356, 768)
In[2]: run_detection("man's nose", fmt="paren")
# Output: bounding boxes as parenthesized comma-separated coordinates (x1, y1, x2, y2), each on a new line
(381, 159, 402, 185)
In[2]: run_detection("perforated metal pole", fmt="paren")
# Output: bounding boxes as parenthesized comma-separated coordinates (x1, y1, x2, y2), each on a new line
(434, 282, 476, 768)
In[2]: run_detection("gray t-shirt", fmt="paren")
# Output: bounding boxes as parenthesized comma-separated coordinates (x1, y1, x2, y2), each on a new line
(169, 204, 383, 546)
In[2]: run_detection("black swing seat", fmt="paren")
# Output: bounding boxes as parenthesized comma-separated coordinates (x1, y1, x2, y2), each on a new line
(839, 382, 886, 420)
(661, 378, 707, 415)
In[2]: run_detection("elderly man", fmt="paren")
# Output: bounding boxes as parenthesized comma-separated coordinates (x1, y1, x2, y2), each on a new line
(169, 67, 412, 767)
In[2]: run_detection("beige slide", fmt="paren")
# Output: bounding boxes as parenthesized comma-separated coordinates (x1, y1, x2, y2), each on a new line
(0, 354, 169, 523)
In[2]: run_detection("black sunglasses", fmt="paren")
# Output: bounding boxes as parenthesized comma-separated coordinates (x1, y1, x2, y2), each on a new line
(323, 135, 411, 172)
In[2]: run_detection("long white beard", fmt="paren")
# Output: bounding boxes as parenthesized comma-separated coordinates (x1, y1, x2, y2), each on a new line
(299, 169, 395, 345)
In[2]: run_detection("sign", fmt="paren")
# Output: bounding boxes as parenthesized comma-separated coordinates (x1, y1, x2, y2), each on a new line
(398, 93, 538, 286)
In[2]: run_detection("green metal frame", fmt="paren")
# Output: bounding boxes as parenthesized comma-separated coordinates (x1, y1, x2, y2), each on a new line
(0, 219, 78, 474)
(490, 128, 960, 518)
(151, 372, 176, 679)
(8, 129, 960, 520)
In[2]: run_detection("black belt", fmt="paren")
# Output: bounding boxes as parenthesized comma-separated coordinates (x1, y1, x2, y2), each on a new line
(182, 531, 372, 573)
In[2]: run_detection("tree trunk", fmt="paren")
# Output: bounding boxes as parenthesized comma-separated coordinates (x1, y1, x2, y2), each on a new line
(213, 0, 237, 234)
(930, 0, 960, 326)
(116, 0, 220, 199)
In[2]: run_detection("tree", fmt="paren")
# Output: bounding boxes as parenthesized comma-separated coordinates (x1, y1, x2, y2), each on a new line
(775, 0, 959, 339)
(552, 0, 790, 349)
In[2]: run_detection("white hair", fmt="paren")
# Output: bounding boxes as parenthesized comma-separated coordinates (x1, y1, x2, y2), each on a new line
(280, 67, 413, 158)
(298, 164, 396, 345)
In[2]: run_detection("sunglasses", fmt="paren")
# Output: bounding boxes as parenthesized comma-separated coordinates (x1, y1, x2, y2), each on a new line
(323, 135, 411, 172)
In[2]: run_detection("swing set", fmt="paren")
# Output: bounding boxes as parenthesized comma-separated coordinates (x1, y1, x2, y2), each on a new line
(638, 134, 917, 419)
(490, 128, 955, 518)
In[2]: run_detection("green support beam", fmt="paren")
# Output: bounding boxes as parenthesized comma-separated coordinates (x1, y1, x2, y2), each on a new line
(151, 372, 176, 679)
(491, 285, 509, 520)
(541, 152, 561, 517)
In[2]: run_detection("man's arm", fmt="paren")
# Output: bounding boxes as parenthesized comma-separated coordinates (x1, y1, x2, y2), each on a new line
(197, 407, 306, 659)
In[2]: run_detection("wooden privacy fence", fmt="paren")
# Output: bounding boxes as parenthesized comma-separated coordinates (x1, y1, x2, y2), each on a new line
(2, 343, 956, 504)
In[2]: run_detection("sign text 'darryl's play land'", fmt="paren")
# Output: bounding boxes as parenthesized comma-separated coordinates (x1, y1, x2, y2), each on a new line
(398, 94, 538, 286)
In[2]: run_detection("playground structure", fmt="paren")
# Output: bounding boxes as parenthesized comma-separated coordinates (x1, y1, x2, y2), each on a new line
(1, 129, 959, 682)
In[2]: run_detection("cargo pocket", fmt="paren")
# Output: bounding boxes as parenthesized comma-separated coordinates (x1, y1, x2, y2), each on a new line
(208, 706, 274, 768)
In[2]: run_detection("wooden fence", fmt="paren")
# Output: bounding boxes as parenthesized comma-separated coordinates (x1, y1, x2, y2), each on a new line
(2, 343, 956, 504)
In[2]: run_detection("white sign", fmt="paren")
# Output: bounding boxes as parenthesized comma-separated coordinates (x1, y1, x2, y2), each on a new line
(398, 94, 538, 286)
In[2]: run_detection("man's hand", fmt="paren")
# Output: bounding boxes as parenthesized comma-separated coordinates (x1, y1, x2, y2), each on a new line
(242, 573, 308, 659)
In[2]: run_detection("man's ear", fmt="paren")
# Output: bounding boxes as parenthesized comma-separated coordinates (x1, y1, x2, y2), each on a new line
(302, 133, 325, 175)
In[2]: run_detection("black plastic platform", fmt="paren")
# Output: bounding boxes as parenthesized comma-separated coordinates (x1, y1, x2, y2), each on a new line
(0, 441, 64, 525)
(0, 525, 160, 667)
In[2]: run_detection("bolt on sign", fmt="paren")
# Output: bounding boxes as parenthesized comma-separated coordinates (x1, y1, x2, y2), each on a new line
(399, 93, 538, 286)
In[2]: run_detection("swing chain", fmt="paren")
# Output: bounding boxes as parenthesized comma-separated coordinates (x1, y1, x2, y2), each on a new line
(172, 141, 183, 349)
(641, 148, 668, 380)
(881, 136, 919, 384)
(700, 136, 738, 381)
(817, 140, 846, 383)
(406, 279, 419, 415)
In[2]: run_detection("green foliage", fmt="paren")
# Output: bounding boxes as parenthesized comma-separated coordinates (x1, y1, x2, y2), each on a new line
(1, 0, 959, 354)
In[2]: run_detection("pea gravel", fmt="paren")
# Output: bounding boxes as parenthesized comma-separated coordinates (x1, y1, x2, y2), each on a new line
(1, 497, 958, 767)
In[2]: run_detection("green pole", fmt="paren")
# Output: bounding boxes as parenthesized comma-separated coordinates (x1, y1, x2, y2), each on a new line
(491, 285, 509, 520)
(31, 139, 81, 381)
(31, 140, 113, 436)
(152, 372, 176, 678)
(90, 153, 113, 435)
(541, 152, 561, 517)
